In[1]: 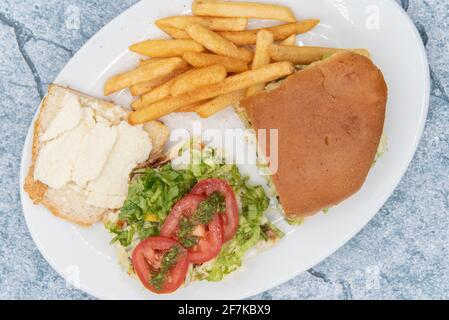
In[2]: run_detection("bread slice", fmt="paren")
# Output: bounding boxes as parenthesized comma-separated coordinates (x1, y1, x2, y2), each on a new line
(24, 84, 169, 226)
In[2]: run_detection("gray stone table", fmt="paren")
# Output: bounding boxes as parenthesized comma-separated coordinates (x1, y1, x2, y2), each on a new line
(1, 0, 448, 300)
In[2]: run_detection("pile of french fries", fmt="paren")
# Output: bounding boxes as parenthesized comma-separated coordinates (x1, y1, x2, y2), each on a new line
(104, 0, 368, 125)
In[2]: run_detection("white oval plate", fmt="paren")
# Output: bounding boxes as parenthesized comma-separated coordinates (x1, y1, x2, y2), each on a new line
(20, 0, 429, 300)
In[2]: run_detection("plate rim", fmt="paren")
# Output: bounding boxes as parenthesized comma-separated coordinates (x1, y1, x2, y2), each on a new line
(19, 0, 430, 300)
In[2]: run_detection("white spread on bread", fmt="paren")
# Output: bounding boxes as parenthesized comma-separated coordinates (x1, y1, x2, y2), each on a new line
(34, 111, 94, 189)
(72, 123, 118, 187)
(34, 94, 152, 209)
(86, 122, 152, 208)
(40, 94, 83, 142)
(88, 101, 127, 125)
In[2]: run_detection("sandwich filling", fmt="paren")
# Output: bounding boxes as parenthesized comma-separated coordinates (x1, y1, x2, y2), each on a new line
(105, 140, 283, 285)
(34, 93, 153, 209)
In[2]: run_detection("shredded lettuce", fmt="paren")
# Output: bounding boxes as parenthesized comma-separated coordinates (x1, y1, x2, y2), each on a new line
(109, 165, 196, 247)
(322, 52, 334, 60)
(107, 144, 283, 281)
(286, 217, 305, 226)
(373, 133, 388, 166)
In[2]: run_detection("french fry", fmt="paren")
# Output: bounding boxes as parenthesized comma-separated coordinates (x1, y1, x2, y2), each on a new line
(269, 45, 371, 65)
(158, 25, 191, 40)
(192, 0, 296, 22)
(156, 16, 248, 32)
(182, 52, 248, 73)
(132, 64, 226, 109)
(138, 57, 168, 67)
(194, 90, 246, 118)
(177, 101, 206, 113)
(130, 63, 190, 96)
(185, 23, 253, 63)
(130, 75, 172, 97)
(265, 20, 319, 40)
(250, 30, 273, 69)
(280, 34, 296, 46)
(219, 20, 320, 46)
(104, 57, 187, 96)
(246, 30, 273, 97)
(132, 79, 176, 110)
(170, 64, 227, 96)
(139, 59, 152, 67)
(218, 31, 256, 47)
(129, 62, 295, 124)
(130, 96, 180, 123)
(238, 48, 255, 64)
(129, 39, 204, 57)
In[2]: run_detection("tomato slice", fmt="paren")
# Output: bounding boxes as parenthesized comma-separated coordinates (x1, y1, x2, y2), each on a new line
(187, 214, 223, 264)
(161, 194, 205, 237)
(190, 179, 239, 242)
(132, 236, 189, 294)
(161, 194, 223, 264)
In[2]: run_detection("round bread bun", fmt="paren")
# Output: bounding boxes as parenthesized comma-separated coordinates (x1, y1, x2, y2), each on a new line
(241, 51, 388, 218)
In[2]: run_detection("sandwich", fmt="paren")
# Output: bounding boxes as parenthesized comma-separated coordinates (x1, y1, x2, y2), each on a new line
(240, 51, 388, 218)
(24, 84, 169, 226)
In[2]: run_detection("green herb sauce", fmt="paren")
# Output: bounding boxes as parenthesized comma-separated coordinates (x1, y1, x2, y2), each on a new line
(178, 192, 225, 248)
(149, 246, 181, 291)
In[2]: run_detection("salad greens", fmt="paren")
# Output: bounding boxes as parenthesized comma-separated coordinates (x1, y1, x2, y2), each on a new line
(106, 143, 283, 282)
(373, 133, 388, 166)
(109, 165, 196, 247)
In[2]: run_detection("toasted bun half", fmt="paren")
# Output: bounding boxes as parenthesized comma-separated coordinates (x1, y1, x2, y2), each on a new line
(241, 52, 388, 218)
(24, 84, 169, 226)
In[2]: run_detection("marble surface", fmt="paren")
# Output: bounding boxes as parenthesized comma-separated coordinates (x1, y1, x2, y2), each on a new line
(0, 0, 448, 300)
